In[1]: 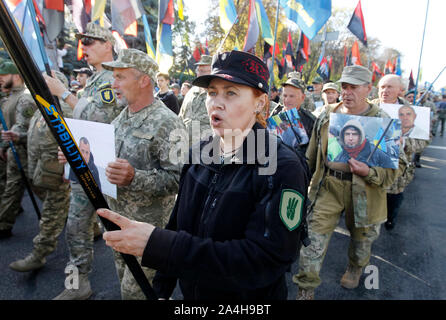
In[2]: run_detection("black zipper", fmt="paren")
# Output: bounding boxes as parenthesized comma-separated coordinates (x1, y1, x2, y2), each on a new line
(263, 176, 274, 238)
(199, 172, 220, 236)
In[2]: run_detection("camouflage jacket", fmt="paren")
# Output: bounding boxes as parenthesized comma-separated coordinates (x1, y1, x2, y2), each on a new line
(0, 86, 36, 148)
(306, 102, 407, 227)
(27, 101, 73, 189)
(301, 95, 316, 112)
(178, 86, 212, 145)
(107, 99, 185, 227)
(386, 137, 427, 194)
(74, 69, 124, 124)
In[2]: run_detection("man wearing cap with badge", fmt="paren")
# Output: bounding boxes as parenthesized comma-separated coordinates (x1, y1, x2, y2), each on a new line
(73, 67, 93, 98)
(271, 72, 315, 154)
(178, 54, 213, 146)
(43, 22, 125, 300)
(309, 75, 324, 111)
(313, 82, 340, 117)
(99, 48, 184, 300)
(293, 65, 406, 299)
(0, 60, 37, 239)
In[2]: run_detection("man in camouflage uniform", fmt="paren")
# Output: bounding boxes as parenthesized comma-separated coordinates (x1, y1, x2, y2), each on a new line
(178, 55, 212, 147)
(0, 61, 37, 238)
(9, 71, 73, 271)
(293, 65, 406, 299)
(44, 22, 124, 300)
(102, 49, 184, 299)
(0, 82, 11, 196)
(308, 75, 324, 111)
(413, 89, 436, 167)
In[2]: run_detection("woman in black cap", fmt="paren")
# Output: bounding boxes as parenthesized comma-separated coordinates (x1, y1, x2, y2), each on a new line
(98, 50, 310, 300)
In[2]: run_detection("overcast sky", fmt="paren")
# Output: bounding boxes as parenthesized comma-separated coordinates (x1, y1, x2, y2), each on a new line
(183, 0, 446, 91)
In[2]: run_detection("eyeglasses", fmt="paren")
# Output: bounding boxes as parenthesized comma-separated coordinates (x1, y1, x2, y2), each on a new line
(80, 37, 104, 46)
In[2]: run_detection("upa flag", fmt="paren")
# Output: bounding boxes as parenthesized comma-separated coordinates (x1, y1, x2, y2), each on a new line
(408, 70, 415, 90)
(295, 32, 310, 68)
(351, 40, 361, 65)
(255, 0, 274, 46)
(285, 32, 294, 69)
(243, 0, 260, 52)
(384, 59, 393, 74)
(279, 0, 331, 40)
(371, 61, 383, 82)
(347, 0, 367, 46)
(316, 56, 330, 81)
(219, 0, 237, 34)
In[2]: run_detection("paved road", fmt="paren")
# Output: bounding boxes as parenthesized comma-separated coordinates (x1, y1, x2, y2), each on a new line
(1, 135, 445, 300)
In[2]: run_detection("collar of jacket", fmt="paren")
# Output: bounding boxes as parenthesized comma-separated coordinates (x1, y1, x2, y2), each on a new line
(198, 122, 275, 170)
(125, 99, 161, 128)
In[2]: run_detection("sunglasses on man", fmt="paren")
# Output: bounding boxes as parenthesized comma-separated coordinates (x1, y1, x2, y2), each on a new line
(81, 37, 105, 46)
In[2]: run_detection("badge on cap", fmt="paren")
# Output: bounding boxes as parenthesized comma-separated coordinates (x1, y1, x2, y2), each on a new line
(279, 189, 304, 231)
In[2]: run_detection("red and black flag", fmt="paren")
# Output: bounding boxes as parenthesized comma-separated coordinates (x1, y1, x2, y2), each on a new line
(316, 56, 331, 81)
(344, 44, 352, 66)
(371, 61, 383, 82)
(408, 70, 415, 90)
(384, 59, 394, 74)
(285, 31, 294, 70)
(347, 0, 367, 47)
(294, 32, 310, 69)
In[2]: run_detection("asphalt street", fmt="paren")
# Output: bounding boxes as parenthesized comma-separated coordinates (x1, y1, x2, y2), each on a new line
(0, 135, 445, 301)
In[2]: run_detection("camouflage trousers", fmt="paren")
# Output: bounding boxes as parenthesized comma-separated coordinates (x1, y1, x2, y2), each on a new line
(65, 182, 96, 275)
(293, 176, 381, 290)
(31, 182, 70, 259)
(0, 156, 6, 195)
(0, 146, 28, 231)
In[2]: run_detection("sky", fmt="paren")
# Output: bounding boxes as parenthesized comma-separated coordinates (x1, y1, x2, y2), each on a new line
(183, 0, 446, 91)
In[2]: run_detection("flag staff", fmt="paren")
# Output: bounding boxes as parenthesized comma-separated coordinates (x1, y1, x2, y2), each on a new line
(268, 0, 280, 96)
(413, 0, 430, 104)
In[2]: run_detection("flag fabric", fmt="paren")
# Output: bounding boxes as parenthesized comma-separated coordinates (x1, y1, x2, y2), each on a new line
(263, 41, 272, 60)
(44, 0, 63, 11)
(177, 0, 184, 20)
(156, 0, 174, 73)
(142, 14, 156, 59)
(158, 0, 174, 24)
(373, 127, 387, 152)
(111, 0, 143, 37)
(347, 0, 367, 46)
(275, 57, 286, 80)
(243, 0, 260, 52)
(285, 31, 294, 69)
(371, 61, 383, 82)
(204, 39, 210, 55)
(279, 0, 331, 40)
(72, 0, 91, 33)
(351, 40, 361, 65)
(112, 30, 129, 50)
(384, 60, 394, 74)
(408, 70, 415, 90)
(192, 43, 203, 62)
(316, 56, 330, 81)
(395, 56, 401, 76)
(254, 0, 274, 46)
(219, 0, 237, 34)
(295, 32, 310, 68)
(92, 0, 107, 26)
(42, 0, 64, 41)
(5, 0, 48, 71)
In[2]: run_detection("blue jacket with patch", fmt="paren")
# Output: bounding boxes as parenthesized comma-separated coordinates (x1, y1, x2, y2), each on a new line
(141, 123, 310, 300)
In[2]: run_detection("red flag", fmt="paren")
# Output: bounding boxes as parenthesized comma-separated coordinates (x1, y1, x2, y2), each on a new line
(162, 0, 175, 25)
(44, 0, 64, 11)
(351, 41, 361, 65)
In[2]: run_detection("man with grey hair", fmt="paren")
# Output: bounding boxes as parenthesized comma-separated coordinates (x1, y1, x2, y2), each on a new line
(44, 22, 125, 300)
(101, 48, 185, 299)
(371, 74, 408, 105)
(293, 65, 405, 299)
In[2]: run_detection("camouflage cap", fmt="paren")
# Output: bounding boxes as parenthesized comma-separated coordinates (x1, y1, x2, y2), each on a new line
(0, 61, 19, 75)
(75, 22, 115, 45)
(337, 65, 372, 85)
(322, 82, 340, 93)
(102, 48, 159, 83)
(312, 75, 323, 84)
(283, 72, 306, 92)
(195, 55, 212, 66)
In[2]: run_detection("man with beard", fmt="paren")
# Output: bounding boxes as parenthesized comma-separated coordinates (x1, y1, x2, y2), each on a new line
(0, 61, 37, 238)
(44, 22, 124, 300)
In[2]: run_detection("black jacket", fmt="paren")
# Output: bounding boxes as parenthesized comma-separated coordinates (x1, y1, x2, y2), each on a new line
(69, 152, 101, 190)
(142, 123, 310, 300)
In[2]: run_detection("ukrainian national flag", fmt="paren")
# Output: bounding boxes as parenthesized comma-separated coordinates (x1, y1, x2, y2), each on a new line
(255, 0, 273, 46)
(156, 23, 173, 73)
(142, 14, 156, 59)
(373, 127, 387, 152)
(279, 0, 331, 40)
(92, 0, 106, 26)
(219, 0, 237, 34)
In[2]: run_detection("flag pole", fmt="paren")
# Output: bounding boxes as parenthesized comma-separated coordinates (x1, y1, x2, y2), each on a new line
(415, 64, 446, 105)
(216, 3, 247, 54)
(268, 0, 280, 97)
(413, 0, 430, 104)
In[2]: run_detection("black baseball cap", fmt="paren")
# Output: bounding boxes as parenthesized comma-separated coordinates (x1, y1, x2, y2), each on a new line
(73, 67, 93, 76)
(192, 50, 270, 94)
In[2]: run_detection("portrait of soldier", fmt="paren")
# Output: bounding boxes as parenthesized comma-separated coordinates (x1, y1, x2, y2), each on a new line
(398, 105, 429, 138)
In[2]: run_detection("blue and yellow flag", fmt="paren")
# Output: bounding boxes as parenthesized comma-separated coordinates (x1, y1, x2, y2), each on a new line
(219, 0, 237, 33)
(177, 0, 184, 20)
(156, 23, 173, 73)
(279, 0, 331, 40)
(255, 0, 274, 46)
(142, 14, 156, 59)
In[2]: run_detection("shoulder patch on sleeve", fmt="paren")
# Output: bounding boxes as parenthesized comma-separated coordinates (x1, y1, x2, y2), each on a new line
(279, 189, 304, 231)
(100, 87, 115, 104)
